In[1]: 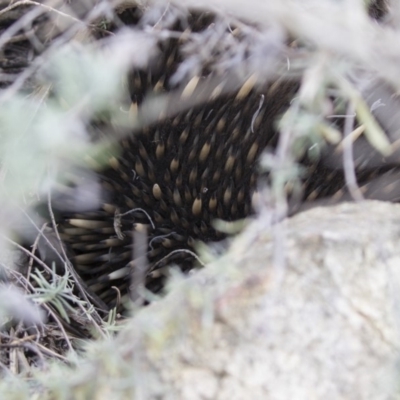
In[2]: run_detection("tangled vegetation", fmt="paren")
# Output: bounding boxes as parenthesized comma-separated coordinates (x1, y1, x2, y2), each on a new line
(0, 0, 399, 398)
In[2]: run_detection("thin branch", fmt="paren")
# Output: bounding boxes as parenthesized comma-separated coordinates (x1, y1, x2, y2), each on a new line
(343, 103, 364, 202)
(46, 191, 108, 337)
(6, 268, 75, 353)
(152, 249, 206, 270)
(27, 223, 48, 282)
(0, 1, 83, 24)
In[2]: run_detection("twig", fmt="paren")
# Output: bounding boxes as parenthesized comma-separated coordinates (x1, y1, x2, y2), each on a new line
(0, 1, 82, 24)
(129, 224, 148, 305)
(1, 234, 54, 275)
(152, 249, 206, 269)
(0, 0, 113, 100)
(46, 191, 108, 336)
(32, 341, 69, 361)
(343, 103, 364, 202)
(6, 268, 75, 353)
(27, 223, 48, 282)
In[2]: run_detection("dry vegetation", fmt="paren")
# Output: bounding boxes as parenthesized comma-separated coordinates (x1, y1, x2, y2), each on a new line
(0, 0, 399, 398)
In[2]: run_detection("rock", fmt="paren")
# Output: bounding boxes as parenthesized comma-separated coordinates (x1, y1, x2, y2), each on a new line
(47, 201, 400, 399)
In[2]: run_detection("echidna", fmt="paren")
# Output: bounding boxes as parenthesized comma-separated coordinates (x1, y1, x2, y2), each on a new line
(48, 7, 297, 307)
(46, 3, 396, 309)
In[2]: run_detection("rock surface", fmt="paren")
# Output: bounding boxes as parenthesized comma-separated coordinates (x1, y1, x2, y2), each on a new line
(70, 201, 400, 399)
